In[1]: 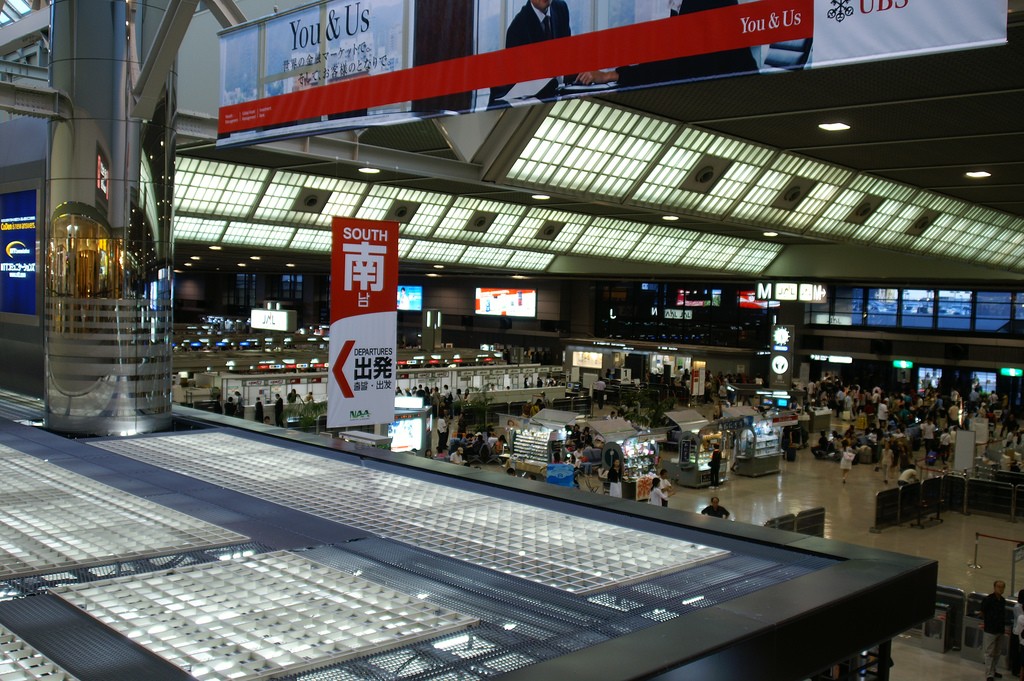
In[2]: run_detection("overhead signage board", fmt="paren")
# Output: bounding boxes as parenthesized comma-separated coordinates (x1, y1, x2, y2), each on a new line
(328, 217, 398, 428)
(250, 308, 297, 332)
(1000, 368, 1023, 377)
(892, 360, 914, 369)
(216, 0, 1006, 146)
(0, 189, 38, 316)
(769, 324, 794, 388)
(756, 281, 827, 304)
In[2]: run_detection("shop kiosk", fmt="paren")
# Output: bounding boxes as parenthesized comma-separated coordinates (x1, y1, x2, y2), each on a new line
(664, 409, 710, 487)
(587, 418, 658, 500)
(506, 408, 578, 478)
(724, 406, 783, 477)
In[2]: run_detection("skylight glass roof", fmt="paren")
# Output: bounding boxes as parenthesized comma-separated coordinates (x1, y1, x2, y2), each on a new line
(175, 158, 269, 217)
(290, 228, 333, 251)
(355, 185, 452, 238)
(221, 221, 295, 248)
(730, 154, 851, 231)
(173, 216, 227, 242)
(433, 197, 525, 245)
(573, 217, 648, 259)
(504, 207, 589, 252)
(0, 0, 32, 26)
(253, 171, 366, 226)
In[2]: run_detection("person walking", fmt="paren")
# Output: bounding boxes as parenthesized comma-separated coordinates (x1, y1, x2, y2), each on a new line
(708, 444, 723, 488)
(980, 579, 1008, 681)
(840, 443, 856, 484)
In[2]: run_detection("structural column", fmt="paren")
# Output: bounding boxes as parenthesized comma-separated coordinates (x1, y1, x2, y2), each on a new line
(46, 0, 175, 435)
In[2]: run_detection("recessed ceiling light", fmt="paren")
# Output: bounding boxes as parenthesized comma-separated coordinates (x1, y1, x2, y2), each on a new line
(818, 122, 851, 132)
(250, 255, 261, 260)
(512, 275, 527, 280)
(763, 231, 779, 237)
(358, 166, 381, 175)
(426, 272, 440, 278)
(965, 170, 992, 179)
(433, 264, 445, 269)
(173, 269, 183, 273)
(285, 263, 296, 268)
(531, 194, 550, 200)
(237, 263, 247, 267)
(208, 245, 222, 250)
(661, 215, 680, 221)
(184, 262, 192, 267)
(189, 255, 200, 260)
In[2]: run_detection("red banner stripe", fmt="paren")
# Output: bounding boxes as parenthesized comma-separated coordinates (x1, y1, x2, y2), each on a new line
(219, 0, 812, 134)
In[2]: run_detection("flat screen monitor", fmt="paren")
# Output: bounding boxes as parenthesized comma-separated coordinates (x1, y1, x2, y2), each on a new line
(676, 289, 721, 307)
(397, 285, 423, 311)
(475, 288, 536, 317)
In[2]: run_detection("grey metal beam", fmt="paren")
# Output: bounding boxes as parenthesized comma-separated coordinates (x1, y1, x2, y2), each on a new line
(131, 0, 199, 121)
(203, 0, 246, 28)
(0, 79, 66, 119)
(0, 3, 48, 56)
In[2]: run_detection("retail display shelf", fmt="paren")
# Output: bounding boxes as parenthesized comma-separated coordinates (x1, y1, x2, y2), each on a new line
(0, 445, 248, 581)
(0, 624, 79, 681)
(53, 551, 477, 681)
(92, 433, 729, 593)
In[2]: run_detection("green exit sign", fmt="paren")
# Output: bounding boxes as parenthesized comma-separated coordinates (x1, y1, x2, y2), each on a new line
(1001, 367, 1023, 377)
(892, 360, 914, 369)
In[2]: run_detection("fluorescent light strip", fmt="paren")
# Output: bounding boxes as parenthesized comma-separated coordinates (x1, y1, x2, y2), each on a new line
(432, 197, 525, 245)
(507, 98, 675, 198)
(633, 225, 695, 264)
(633, 127, 774, 216)
(356, 185, 453, 238)
(510, 250, 556, 270)
(173, 216, 227, 241)
(407, 240, 467, 263)
(255, 171, 367, 226)
(221, 222, 295, 247)
(573, 217, 647, 258)
(460, 245, 514, 267)
(174, 158, 269, 217)
(730, 153, 851, 229)
(505, 208, 589, 251)
(289, 228, 332, 251)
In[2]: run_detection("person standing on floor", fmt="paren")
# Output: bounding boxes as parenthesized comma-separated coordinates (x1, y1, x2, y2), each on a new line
(881, 439, 897, 485)
(979, 579, 1008, 681)
(648, 477, 669, 506)
(274, 393, 285, 427)
(708, 444, 723, 488)
(254, 398, 264, 425)
(1012, 588, 1024, 678)
(607, 458, 622, 498)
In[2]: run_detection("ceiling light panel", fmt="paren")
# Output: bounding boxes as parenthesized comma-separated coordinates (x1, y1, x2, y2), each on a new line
(632, 225, 696, 264)
(406, 240, 468, 264)
(726, 239, 784, 273)
(174, 158, 269, 217)
(172, 216, 227, 242)
(506, 208, 589, 251)
(632, 127, 774, 217)
(573, 217, 648, 259)
(397, 237, 415, 258)
(824, 175, 918, 243)
(506, 99, 675, 198)
(884, 191, 968, 252)
(433, 197, 524, 245)
(254, 171, 367, 226)
(356, 185, 451, 238)
(290, 228, 333, 251)
(459, 245, 514, 268)
(509, 249, 556, 271)
(221, 221, 295, 248)
(731, 154, 850, 230)
(682, 234, 740, 270)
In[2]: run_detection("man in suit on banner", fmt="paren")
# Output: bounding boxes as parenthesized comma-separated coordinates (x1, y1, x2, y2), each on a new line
(489, 0, 572, 106)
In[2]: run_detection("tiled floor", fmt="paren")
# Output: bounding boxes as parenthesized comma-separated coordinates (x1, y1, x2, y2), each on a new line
(477, 407, 1019, 681)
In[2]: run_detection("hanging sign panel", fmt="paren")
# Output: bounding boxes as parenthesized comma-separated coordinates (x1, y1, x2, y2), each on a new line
(328, 217, 398, 429)
(217, 0, 1005, 146)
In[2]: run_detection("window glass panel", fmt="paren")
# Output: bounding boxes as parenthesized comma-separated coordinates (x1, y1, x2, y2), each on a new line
(900, 289, 934, 329)
(976, 291, 1011, 332)
(830, 287, 863, 326)
(866, 288, 898, 327)
(936, 290, 972, 330)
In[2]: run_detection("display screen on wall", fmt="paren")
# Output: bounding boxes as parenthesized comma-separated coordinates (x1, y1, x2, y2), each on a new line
(737, 290, 780, 309)
(0, 189, 38, 316)
(397, 285, 423, 311)
(475, 288, 536, 317)
(389, 416, 424, 452)
(676, 289, 721, 307)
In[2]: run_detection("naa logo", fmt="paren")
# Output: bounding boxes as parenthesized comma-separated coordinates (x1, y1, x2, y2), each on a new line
(349, 409, 371, 420)
(828, 0, 909, 24)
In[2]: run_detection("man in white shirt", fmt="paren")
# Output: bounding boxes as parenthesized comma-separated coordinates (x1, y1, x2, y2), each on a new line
(876, 401, 888, 429)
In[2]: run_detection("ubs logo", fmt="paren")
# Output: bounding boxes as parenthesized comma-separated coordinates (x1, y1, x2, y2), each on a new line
(828, 0, 909, 23)
(5, 241, 30, 257)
